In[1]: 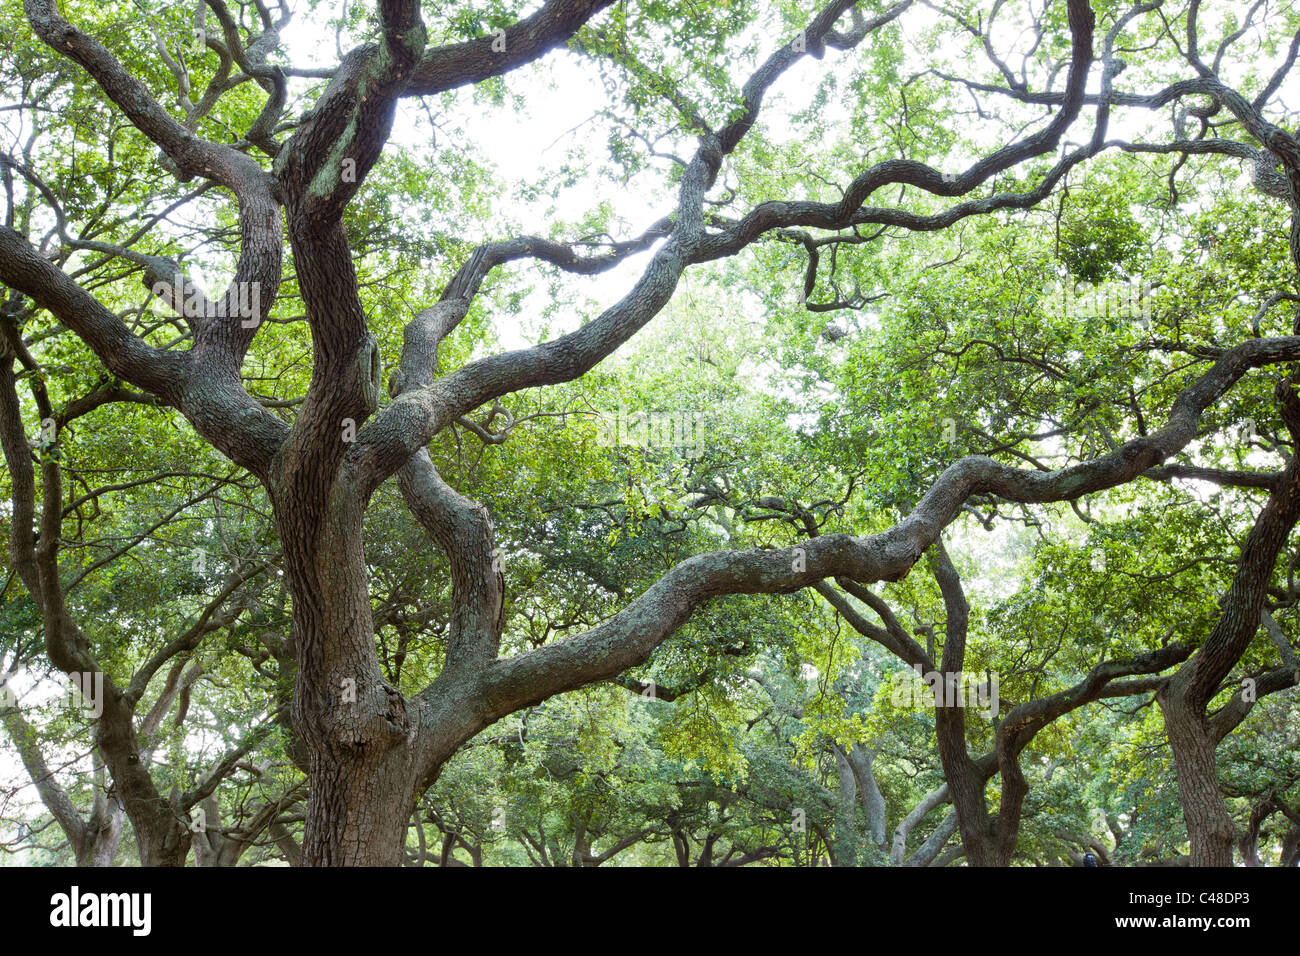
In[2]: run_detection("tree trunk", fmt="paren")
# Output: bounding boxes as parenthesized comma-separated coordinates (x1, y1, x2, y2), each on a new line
(276, 484, 418, 866)
(845, 745, 887, 849)
(1157, 379, 1300, 866)
(1160, 696, 1236, 866)
(270, 821, 303, 866)
(1280, 822, 1300, 867)
(96, 689, 192, 866)
(1238, 796, 1275, 867)
(84, 755, 125, 867)
(832, 745, 860, 866)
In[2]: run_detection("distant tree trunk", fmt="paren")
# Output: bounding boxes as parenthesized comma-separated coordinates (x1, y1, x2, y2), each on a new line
(832, 745, 860, 866)
(1237, 796, 1277, 867)
(892, 784, 951, 865)
(1280, 823, 1300, 867)
(0, 708, 124, 865)
(845, 745, 888, 849)
(270, 821, 303, 867)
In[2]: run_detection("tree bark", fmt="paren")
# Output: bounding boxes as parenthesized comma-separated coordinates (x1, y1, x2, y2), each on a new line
(1158, 376, 1300, 866)
(1162, 696, 1238, 866)
(845, 744, 888, 849)
(276, 487, 419, 866)
(1280, 822, 1300, 867)
(832, 744, 860, 866)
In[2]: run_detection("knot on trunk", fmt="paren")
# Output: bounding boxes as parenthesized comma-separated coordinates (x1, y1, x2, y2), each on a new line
(326, 681, 411, 752)
(380, 683, 411, 742)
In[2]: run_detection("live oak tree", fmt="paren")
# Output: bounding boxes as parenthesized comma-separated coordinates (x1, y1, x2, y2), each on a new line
(5, 0, 1300, 866)
(0, 366, 301, 865)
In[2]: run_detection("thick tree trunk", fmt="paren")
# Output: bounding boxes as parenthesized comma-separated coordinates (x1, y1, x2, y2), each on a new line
(935, 703, 1000, 866)
(1160, 697, 1236, 866)
(301, 754, 414, 865)
(95, 689, 192, 867)
(275, 484, 419, 866)
(84, 820, 124, 867)
(928, 543, 1008, 866)
(132, 814, 193, 867)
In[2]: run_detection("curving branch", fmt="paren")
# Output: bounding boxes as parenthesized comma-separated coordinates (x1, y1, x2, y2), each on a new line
(470, 334, 1300, 729)
(353, 0, 1092, 493)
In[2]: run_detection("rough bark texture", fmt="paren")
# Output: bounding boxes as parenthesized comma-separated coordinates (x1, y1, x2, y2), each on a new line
(1157, 378, 1300, 866)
